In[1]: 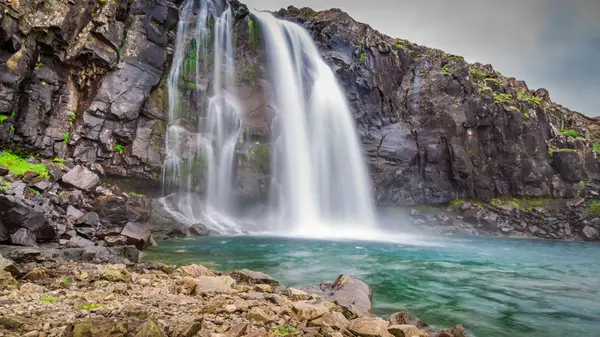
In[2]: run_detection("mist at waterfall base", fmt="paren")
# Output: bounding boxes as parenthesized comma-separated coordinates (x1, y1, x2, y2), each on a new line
(161, 0, 390, 240)
(145, 236, 600, 337)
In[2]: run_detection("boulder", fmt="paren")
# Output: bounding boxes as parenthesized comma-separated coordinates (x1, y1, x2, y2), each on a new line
(309, 311, 350, 330)
(582, 226, 599, 241)
(347, 317, 392, 337)
(99, 264, 132, 283)
(231, 269, 278, 285)
(246, 307, 272, 323)
(308, 275, 372, 316)
(388, 312, 429, 330)
(121, 222, 153, 250)
(135, 320, 167, 337)
(428, 325, 468, 337)
(388, 325, 421, 337)
(292, 301, 329, 321)
(0, 253, 20, 275)
(61, 165, 100, 191)
(0, 195, 50, 240)
(66, 205, 85, 223)
(195, 275, 237, 294)
(66, 235, 95, 248)
(0, 270, 19, 290)
(10, 228, 37, 246)
(105, 235, 128, 247)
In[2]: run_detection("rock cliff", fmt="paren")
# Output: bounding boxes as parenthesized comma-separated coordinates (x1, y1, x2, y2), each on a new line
(2, 0, 600, 210)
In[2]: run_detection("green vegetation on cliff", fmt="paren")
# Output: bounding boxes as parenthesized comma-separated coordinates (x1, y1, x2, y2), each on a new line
(0, 151, 49, 178)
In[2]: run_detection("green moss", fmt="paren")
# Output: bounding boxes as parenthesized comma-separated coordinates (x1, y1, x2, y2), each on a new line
(0, 152, 49, 178)
(272, 325, 297, 336)
(449, 199, 466, 209)
(560, 129, 579, 138)
(0, 115, 7, 123)
(78, 303, 105, 311)
(359, 51, 367, 63)
(588, 200, 600, 215)
(469, 67, 486, 78)
(488, 196, 554, 211)
(493, 93, 513, 104)
(518, 91, 543, 106)
(40, 297, 56, 303)
(485, 77, 501, 85)
(508, 106, 520, 112)
(593, 143, 600, 153)
(476, 83, 492, 92)
(442, 65, 452, 76)
(63, 132, 70, 144)
(127, 192, 145, 198)
(114, 144, 124, 154)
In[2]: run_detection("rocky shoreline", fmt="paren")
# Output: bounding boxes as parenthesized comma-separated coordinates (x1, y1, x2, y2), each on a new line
(0, 254, 467, 337)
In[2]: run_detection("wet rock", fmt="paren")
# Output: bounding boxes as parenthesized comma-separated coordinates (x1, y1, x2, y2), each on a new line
(582, 226, 599, 241)
(388, 325, 421, 337)
(61, 165, 100, 191)
(10, 228, 37, 246)
(347, 317, 391, 337)
(121, 222, 153, 250)
(388, 312, 429, 330)
(231, 269, 278, 285)
(309, 275, 372, 316)
(428, 325, 468, 337)
(195, 276, 237, 294)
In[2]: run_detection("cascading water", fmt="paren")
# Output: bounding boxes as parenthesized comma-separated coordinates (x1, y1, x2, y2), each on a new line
(252, 11, 378, 238)
(162, 0, 242, 234)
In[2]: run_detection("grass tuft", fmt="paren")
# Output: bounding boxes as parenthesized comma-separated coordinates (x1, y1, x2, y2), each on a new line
(0, 152, 49, 178)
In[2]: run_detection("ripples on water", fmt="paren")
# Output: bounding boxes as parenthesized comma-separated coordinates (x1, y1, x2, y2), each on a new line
(144, 236, 600, 337)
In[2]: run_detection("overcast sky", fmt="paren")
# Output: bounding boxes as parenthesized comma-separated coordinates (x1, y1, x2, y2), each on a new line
(243, 0, 600, 116)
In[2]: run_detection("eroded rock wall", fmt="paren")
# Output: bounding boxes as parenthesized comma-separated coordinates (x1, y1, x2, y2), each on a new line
(0, 0, 179, 183)
(273, 6, 600, 206)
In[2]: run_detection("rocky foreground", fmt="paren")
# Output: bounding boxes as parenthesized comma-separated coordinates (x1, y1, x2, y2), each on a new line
(0, 255, 467, 337)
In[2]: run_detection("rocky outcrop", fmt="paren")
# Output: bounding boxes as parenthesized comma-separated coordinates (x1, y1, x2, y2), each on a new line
(267, 6, 600, 207)
(0, 154, 207, 255)
(403, 180, 600, 241)
(0, 0, 178, 183)
(0, 260, 468, 337)
(304, 274, 373, 318)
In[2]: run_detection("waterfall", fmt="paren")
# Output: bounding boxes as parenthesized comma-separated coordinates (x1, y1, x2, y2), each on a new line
(253, 11, 377, 237)
(162, 0, 243, 234)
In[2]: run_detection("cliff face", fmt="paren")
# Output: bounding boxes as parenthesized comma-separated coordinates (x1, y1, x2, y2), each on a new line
(272, 6, 600, 206)
(0, 0, 179, 182)
(1, 0, 599, 207)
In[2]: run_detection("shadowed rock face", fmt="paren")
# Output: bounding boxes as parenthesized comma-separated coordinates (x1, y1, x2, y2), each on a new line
(2, 1, 600, 209)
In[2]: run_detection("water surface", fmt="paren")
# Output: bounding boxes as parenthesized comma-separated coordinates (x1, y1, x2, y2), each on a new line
(145, 235, 600, 337)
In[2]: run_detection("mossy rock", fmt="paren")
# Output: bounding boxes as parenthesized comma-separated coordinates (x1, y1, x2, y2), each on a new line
(135, 320, 167, 337)
(0, 270, 20, 291)
(72, 322, 93, 337)
(100, 266, 132, 283)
